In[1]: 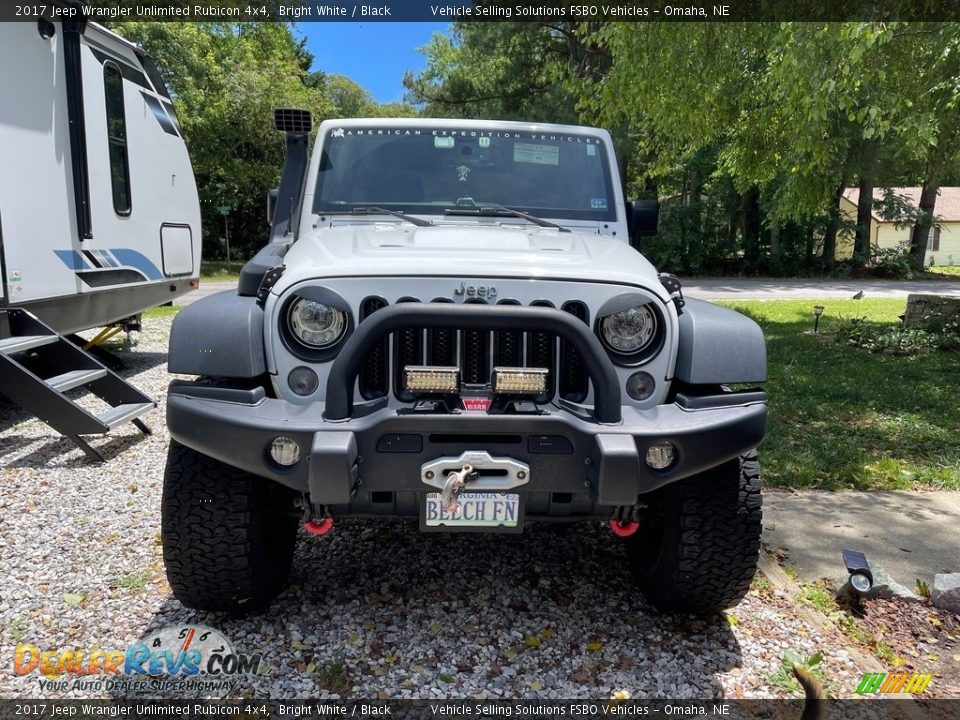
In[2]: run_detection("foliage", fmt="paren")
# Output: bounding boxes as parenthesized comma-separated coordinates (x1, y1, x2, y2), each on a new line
(831, 313, 960, 354)
(769, 647, 825, 697)
(869, 244, 923, 279)
(403, 23, 582, 123)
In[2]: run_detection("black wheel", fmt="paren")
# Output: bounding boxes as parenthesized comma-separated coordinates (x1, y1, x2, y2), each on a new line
(161, 440, 299, 613)
(626, 451, 762, 614)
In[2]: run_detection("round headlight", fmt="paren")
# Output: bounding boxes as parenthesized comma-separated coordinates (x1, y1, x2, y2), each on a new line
(600, 305, 657, 355)
(288, 298, 347, 348)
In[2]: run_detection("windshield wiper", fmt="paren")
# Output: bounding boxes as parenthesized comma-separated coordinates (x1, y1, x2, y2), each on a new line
(444, 206, 571, 233)
(328, 206, 434, 227)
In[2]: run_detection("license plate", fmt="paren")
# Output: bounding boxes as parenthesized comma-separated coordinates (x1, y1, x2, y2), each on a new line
(424, 492, 520, 528)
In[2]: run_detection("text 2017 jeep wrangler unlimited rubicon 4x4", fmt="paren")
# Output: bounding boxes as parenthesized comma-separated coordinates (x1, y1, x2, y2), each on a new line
(163, 111, 767, 614)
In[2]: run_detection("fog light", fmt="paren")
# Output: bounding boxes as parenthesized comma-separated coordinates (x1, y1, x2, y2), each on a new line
(288, 366, 319, 396)
(269, 436, 300, 466)
(645, 441, 676, 470)
(492, 367, 548, 395)
(404, 366, 460, 394)
(626, 371, 655, 401)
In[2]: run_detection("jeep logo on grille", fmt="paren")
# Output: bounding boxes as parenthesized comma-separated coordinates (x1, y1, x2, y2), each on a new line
(454, 282, 498, 299)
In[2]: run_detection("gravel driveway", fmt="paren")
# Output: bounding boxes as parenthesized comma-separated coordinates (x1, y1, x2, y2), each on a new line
(0, 316, 871, 700)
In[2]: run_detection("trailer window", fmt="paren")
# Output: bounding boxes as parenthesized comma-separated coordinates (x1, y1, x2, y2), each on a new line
(103, 62, 131, 215)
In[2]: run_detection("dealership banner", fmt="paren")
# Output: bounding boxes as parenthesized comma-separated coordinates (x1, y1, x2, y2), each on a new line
(1, 0, 958, 22)
(0, 699, 956, 719)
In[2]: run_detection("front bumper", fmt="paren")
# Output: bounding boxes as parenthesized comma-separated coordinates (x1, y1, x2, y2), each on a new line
(167, 382, 766, 519)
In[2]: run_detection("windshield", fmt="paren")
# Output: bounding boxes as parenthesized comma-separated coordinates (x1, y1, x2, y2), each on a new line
(312, 126, 617, 222)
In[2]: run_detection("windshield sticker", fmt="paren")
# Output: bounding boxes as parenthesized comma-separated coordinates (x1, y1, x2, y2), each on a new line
(591, 198, 608, 209)
(479, 137, 490, 148)
(514, 143, 560, 166)
(586, 144, 597, 156)
(456, 165, 471, 182)
(434, 136, 454, 149)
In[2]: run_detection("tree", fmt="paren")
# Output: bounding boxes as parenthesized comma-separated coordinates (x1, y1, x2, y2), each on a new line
(111, 22, 333, 259)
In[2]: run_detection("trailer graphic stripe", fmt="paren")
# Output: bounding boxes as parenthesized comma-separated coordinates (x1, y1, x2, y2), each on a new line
(107, 249, 163, 280)
(141, 92, 181, 138)
(53, 250, 91, 270)
(56, 248, 163, 284)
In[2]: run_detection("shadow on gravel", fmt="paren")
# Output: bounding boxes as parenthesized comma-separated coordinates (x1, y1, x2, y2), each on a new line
(132, 522, 742, 698)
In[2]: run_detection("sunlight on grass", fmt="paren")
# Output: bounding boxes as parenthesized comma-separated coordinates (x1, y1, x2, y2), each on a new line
(721, 299, 960, 491)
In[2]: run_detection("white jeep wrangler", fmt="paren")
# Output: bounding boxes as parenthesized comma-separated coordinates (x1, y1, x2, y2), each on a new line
(163, 111, 767, 614)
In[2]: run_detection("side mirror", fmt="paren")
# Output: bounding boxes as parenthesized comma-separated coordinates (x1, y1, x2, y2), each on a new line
(266, 188, 278, 225)
(626, 199, 660, 249)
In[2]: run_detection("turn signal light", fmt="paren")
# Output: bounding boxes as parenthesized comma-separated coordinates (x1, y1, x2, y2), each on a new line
(403, 366, 461, 394)
(492, 367, 549, 395)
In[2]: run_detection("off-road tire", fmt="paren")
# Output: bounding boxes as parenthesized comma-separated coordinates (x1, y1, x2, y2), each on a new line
(625, 451, 762, 614)
(162, 441, 299, 613)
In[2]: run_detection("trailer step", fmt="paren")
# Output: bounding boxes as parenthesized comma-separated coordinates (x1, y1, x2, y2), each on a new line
(0, 335, 58, 355)
(45, 368, 109, 392)
(97, 402, 154, 429)
(0, 308, 155, 462)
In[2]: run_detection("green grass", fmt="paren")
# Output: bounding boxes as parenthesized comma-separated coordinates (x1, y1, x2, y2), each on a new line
(200, 260, 243, 282)
(926, 265, 960, 277)
(721, 299, 960, 490)
(143, 304, 181, 319)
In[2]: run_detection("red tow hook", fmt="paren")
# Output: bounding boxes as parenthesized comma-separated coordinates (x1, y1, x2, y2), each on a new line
(609, 518, 640, 537)
(304, 517, 334, 536)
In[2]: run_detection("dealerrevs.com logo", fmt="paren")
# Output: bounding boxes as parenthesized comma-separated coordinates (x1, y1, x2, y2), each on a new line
(14, 625, 261, 697)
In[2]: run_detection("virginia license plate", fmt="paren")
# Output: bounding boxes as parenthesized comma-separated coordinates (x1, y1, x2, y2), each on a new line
(424, 492, 520, 528)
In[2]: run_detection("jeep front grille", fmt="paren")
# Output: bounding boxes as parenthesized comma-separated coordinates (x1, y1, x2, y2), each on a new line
(357, 296, 592, 403)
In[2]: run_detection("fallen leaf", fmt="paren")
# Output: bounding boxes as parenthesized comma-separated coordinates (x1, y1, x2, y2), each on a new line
(385, 655, 398, 665)
(429, 621, 443, 636)
(439, 673, 455, 684)
(541, 628, 556, 639)
(529, 680, 543, 691)
(726, 613, 739, 626)
(63, 594, 85, 607)
(525, 636, 541, 648)
(291, 640, 310, 651)
(586, 642, 602, 652)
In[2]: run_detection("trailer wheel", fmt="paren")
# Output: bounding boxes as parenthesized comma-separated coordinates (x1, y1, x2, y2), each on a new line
(625, 451, 762, 614)
(162, 440, 298, 613)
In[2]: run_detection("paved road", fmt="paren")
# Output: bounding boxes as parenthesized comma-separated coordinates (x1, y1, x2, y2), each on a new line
(680, 277, 960, 299)
(176, 277, 960, 305)
(763, 490, 960, 586)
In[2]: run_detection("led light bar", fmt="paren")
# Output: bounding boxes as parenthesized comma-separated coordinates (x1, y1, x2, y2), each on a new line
(492, 367, 549, 395)
(403, 366, 461, 394)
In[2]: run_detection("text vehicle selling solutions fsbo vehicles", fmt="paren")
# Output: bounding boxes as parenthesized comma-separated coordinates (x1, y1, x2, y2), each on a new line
(163, 112, 768, 614)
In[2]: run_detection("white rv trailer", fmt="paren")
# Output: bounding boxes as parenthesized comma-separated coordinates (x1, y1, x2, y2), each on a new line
(0, 9, 201, 460)
(0, 12, 201, 334)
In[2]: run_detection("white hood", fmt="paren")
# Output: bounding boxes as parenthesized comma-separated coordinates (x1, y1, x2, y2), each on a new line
(274, 222, 666, 299)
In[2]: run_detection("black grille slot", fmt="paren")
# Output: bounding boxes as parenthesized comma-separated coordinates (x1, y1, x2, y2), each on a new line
(359, 297, 388, 399)
(495, 300, 523, 367)
(461, 299, 489, 384)
(428, 298, 457, 366)
(560, 301, 589, 402)
(394, 298, 423, 400)
(527, 300, 556, 400)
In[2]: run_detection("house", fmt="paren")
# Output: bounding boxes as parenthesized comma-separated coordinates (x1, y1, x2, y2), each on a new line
(838, 187, 960, 266)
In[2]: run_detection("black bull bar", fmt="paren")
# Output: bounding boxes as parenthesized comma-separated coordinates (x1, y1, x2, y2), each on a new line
(324, 303, 622, 422)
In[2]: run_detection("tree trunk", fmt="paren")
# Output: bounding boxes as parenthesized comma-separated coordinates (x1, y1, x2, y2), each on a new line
(821, 180, 846, 265)
(741, 186, 762, 272)
(908, 182, 939, 269)
(770, 221, 781, 259)
(854, 173, 873, 266)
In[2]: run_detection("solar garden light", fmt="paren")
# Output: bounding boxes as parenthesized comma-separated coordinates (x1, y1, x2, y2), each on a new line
(842, 548, 873, 594)
(813, 305, 825, 333)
